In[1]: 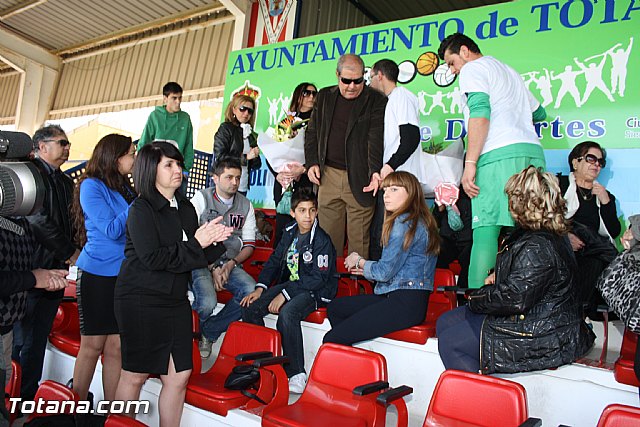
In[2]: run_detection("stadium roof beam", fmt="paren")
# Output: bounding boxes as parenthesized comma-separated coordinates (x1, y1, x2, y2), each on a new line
(219, 0, 253, 50)
(0, 26, 60, 134)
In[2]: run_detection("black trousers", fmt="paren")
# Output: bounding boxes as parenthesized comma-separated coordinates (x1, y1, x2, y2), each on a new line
(323, 289, 429, 346)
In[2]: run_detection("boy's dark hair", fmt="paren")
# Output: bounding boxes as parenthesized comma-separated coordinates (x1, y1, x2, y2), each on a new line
(163, 82, 183, 97)
(133, 141, 184, 198)
(211, 157, 242, 176)
(291, 188, 318, 211)
(438, 33, 481, 60)
(371, 59, 399, 83)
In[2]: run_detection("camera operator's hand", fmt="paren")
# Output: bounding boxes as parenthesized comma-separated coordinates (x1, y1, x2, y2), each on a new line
(32, 269, 68, 291)
(67, 249, 80, 266)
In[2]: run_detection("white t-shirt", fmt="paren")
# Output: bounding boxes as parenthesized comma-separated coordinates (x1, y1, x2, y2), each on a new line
(459, 56, 541, 155)
(384, 86, 426, 182)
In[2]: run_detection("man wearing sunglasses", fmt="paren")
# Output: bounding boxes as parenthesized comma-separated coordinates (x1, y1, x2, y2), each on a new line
(13, 125, 79, 405)
(138, 82, 194, 194)
(305, 54, 387, 257)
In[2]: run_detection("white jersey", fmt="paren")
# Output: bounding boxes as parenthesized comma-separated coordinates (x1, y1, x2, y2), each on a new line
(459, 56, 541, 155)
(383, 86, 425, 182)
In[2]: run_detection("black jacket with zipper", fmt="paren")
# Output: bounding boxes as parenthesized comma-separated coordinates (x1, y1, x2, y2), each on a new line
(469, 228, 595, 374)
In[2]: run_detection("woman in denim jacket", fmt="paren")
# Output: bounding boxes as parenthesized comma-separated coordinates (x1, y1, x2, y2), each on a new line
(323, 171, 440, 345)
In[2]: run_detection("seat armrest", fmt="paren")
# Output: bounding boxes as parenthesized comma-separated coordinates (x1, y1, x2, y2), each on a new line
(376, 385, 413, 407)
(518, 418, 543, 427)
(353, 380, 389, 396)
(253, 356, 289, 367)
(236, 351, 273, 361)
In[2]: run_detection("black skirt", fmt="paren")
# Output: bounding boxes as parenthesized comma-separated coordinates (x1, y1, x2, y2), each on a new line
(114, 280, 192, 375)
(77, 271, 119, 336)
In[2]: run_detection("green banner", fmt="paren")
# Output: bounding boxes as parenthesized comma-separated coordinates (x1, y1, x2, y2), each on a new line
(223, 0, 639, 207)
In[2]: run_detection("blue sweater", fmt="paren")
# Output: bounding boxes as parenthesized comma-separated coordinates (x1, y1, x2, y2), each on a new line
(76, 178, 132, 276)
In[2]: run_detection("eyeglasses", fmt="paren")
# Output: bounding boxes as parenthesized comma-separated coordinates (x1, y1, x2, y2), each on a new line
(578, 153, 606, 168)
(43, 139, 70, 147)
(340, 76, 364, 85)
(238, 106, 254, 114)
(302, 89, 317, 97)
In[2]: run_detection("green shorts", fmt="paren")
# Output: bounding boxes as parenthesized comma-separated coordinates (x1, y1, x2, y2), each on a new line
(472, 143, 546, 229)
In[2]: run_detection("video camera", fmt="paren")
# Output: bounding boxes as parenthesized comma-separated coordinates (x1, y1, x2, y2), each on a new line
(0, 131, 45, 216)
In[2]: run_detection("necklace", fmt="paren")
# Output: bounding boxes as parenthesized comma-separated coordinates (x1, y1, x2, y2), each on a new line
(577, 186, 593, 201)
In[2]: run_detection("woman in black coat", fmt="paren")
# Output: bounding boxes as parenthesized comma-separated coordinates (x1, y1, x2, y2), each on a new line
(437, 166, 595, 374)
(114, 142, 231, 426)
(213, 94, 261, 194)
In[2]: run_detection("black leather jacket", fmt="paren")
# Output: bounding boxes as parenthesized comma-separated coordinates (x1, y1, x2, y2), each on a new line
(25, 158, 77, 269)
(213, 121, 261, 174)
(469, 229, 595, 374)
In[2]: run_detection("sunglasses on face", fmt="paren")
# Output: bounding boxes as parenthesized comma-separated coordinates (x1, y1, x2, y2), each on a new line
(44, 139, 70, 147)
(238, 106, 254, 114)
(578, 153, 606, 168)
(302, 89, 317, 97)
(340, 76, 364, 85)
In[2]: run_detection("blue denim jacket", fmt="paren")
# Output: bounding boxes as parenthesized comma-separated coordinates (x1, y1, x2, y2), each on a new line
(363, 214, 436, 295)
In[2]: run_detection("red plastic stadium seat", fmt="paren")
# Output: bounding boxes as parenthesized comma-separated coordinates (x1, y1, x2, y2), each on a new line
(244, 247, 274, 282)
(448, 260, 462, 277)
(263, 343, 409, 427)
(303, 276, 359, 324)
(5, 360, 21, 423)
(384, 268, 457, 344)
(49, 300, 81, 357)
(256, 208, 277, 248)
(423, 370, 528, 427)
(217, 290, 234, 304)
(186, 321, 287, 416)
(597, 403, 640, 426)
(105, 414, 148, 426)
(613, 329, 640, 387)
(27, 380, 80, 421)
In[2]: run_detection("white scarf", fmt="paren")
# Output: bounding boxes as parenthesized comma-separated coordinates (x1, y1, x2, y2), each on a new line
(564, 172, 613, 243)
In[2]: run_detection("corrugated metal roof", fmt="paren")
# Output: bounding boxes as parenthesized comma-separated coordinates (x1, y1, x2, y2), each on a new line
(0, 72, 20, 124)
(49, 17, 234, 120)
(0, 0, 222, 51)
(297, 0, 373, 39)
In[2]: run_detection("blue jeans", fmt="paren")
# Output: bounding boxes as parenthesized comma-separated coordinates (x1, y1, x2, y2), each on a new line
(190, 268, 218, 320)
(242, 283, 317, 377)
(12, 289, 63, 400)
(192, 267, 255, 341)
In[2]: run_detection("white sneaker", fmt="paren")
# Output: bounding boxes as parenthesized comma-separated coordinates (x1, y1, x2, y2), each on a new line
(199, 337, 214, 358)
(288, 373, 307, 394)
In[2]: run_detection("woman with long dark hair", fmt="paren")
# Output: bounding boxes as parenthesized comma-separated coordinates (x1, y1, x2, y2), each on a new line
(70, 134, 136, 401)
(323, 171, 440, 345)
(114, 142, 231, 426)
(270, 82, 317, 246)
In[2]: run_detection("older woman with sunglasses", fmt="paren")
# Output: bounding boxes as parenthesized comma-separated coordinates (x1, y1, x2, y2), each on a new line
(269, 82, 317, 246)
(213, 94, 262, 195)
(561, 140, 620, 317)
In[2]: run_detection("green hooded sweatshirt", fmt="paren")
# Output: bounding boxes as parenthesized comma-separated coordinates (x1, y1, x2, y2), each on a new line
(138, 105, 194, 171)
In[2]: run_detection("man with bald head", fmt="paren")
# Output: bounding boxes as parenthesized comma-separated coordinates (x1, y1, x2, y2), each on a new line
(305, 54, 387, 256)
